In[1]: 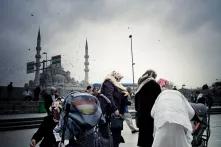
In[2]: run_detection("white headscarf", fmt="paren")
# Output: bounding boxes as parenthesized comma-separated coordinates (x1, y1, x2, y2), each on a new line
(151, 90, 195, 133)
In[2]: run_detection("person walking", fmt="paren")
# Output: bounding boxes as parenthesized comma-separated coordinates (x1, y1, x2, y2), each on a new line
(30, 100, 62, 147)
(135, 69, 161, 147)
(91, 87, 114, 147)
(85, 85, 93, 94)
(41, 87, 58, 116)
(100, 71, 129, 147)
(33, 86, 41, 101)
(123, 87, 138, 134)
(23, 87, 32, 101)
(7, 82, 13, 101)
(54, 92, 106, 147)
(123, 105, 139, 134)
(151, 80, 195, 147)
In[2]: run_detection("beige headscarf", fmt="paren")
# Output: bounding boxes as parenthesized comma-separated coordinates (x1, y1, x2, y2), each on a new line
(103, 71, 129, 96)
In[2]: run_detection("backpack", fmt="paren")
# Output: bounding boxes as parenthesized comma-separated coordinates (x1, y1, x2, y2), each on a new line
(59, 91, 104, 146)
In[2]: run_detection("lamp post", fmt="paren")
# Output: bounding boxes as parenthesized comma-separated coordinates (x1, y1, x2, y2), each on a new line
(42, 52, 47, 69)
(129, 34, 135, 93)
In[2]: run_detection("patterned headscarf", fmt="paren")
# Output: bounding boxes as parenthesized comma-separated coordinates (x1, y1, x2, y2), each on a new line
(157, 78, 169, 87)
(157, 78, 173, 90)
(136, 69, 157, 94)
(137, 69, 157, 85)
(103, 71, 128, 96)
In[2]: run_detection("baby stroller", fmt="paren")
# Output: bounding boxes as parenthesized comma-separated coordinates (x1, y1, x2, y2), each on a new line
(191, 103, 210, 147)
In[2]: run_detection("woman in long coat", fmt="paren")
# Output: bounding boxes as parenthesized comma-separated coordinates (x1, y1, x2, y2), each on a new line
(135, 70, 161, 147)
(101, 71, 129, 147)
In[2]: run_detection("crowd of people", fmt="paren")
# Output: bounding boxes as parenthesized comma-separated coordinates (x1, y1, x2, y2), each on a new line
(30, 69, 212, 147)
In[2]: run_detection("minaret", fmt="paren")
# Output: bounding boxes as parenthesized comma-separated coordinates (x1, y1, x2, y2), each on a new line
(34, 28, 41, 86)
(84, 39, 89, 84)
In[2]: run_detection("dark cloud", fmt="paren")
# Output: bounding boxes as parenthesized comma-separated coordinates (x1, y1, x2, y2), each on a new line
(162, 0, 221, 33)
(0, 0, 221, 87)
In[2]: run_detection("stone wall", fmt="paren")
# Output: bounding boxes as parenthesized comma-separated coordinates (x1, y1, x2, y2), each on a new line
(0, 86, 26, 101)
(0, 85, 85, 101)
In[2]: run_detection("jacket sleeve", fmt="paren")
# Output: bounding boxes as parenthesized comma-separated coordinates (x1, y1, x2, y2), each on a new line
(32, 117, 47, 143)
(102, 80, 118, 112)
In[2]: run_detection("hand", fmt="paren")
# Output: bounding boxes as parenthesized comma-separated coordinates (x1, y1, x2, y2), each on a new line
(30, 139, 36, 147)
(124, 91, 129, 96)
(114, 110, 120, 116)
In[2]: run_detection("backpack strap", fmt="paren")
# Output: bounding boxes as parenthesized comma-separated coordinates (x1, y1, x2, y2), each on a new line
(100, 94, 111, 104)
(61, 103, 70, 144)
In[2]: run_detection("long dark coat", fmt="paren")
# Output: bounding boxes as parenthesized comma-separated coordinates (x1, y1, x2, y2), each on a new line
(135, 80, 161, 147)
(101, 80, 126, 114)
(32, 115, 58, 147)
(101, 80, 127, 147)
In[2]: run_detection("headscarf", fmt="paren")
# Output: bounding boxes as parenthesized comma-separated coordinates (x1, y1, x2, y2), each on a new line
(136, 69, 157, 94)
(103, 71, 128, 96)
(111, 71, 124, 82)
(49, 100, 62, 122)
(151, 90, 195, 141)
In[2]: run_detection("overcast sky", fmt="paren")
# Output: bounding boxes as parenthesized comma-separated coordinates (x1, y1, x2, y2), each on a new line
(0, 0, 221, 88)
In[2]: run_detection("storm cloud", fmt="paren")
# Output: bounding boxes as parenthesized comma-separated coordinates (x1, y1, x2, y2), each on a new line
(0, 0, 221, 88)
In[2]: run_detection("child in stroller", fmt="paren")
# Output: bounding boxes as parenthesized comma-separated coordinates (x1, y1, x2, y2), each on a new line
(191, 103, 210, 147)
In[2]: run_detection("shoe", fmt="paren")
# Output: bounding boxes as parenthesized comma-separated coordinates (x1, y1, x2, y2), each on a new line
(131, 129, 139, 134)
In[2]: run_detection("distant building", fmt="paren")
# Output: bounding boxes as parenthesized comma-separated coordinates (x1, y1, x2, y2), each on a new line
(30, 28, 81, 91)
(40, 63, 78, 88)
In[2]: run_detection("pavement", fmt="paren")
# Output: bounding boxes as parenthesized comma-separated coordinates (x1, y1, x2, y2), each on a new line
(120, 120, 138, 147)
(121, 114, 221, 147)
(0, 113, 220, 147)
(0, 113, 47, 120)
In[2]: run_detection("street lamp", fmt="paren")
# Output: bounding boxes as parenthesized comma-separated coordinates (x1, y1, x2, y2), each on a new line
(42, 52, 47, 68)
(129, 34, 135, 93)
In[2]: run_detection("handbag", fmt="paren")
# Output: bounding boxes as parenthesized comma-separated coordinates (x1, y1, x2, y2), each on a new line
(110, 116, 124, 130)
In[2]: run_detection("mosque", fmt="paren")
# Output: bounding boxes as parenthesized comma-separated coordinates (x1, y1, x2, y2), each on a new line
(29, 28, 89, 90)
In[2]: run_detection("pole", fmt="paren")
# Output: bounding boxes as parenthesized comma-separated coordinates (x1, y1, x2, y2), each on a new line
(45, 53, 47, 68)
(42, 60, 45, 72)
(43, 52, 47, 71)
(129, 34, 135, 93)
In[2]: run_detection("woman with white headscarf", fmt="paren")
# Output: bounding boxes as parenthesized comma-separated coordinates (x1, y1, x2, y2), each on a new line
(151, 79, 195, 147)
